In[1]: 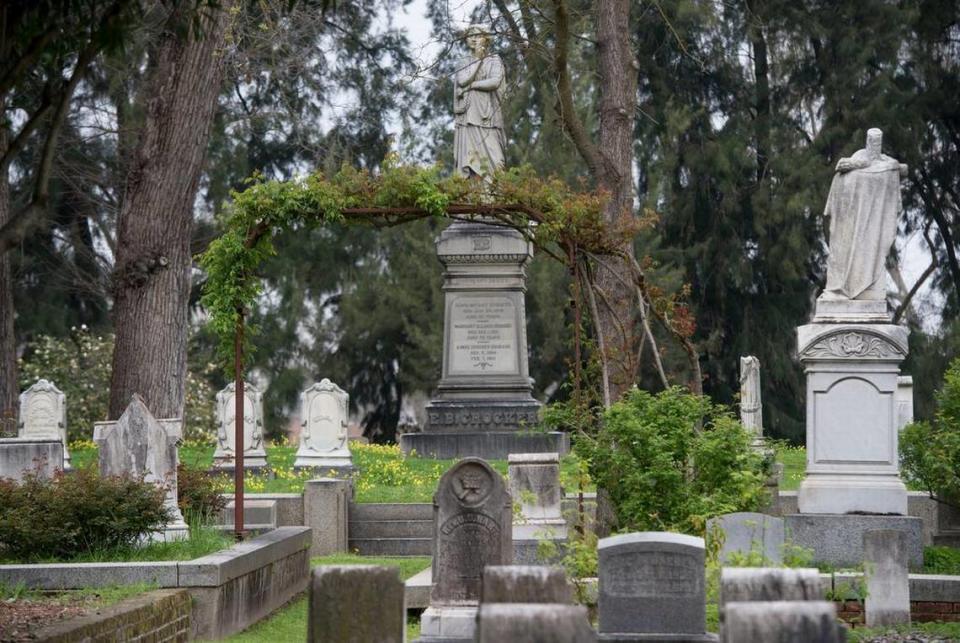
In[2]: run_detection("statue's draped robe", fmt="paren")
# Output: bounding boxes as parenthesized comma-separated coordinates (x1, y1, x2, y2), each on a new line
(824, 154, 902, 299)
(453, 54, 505, 177)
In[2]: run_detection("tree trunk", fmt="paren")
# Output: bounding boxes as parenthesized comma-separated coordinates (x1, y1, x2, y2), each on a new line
(0, 117, 16, 424)
(593, 0, 639, 401)
(108, 4, 231, 420)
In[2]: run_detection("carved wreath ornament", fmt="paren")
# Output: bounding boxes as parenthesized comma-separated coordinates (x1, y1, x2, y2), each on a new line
(804, 331, 902, 359)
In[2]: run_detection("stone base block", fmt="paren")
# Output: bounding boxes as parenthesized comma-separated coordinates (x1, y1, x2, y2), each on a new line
(400, 431, 569, 459)
(212, 454, 269, 472)
(798, 474, 908, 515)
(417, 605, 478, 642)
(812, 297, 890, 323)
(784, 514, 923, 569)
(598, 633, 718, 642)
(0, 438, 63, 481)
(425, 399, 543, 433)
(293, 461, 354, 477)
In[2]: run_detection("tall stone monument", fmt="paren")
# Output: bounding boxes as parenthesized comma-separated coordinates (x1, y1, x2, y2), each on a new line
(93, 395, 188, 541)
(789, 128, 922, 565)
(400, 24, 567, 459)
(18, 379, 70, 469)
(419, 457, 512, 641)
(399, 220, 570, 459)
(213, 381, 268, 471)
(294, 379, 353, 474)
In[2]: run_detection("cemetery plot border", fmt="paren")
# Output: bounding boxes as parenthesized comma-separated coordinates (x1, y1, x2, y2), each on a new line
(0, 526, 312, 639)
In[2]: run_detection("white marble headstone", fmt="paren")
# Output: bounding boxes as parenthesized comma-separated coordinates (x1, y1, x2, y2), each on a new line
(294, 379, 352, 471)
(18, 379, 70, 469)
(93, 395, 187, 540)
(213, 381, 268, 469)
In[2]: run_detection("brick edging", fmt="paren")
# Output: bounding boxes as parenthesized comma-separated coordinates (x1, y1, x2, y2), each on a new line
(32, 589, 190, 642)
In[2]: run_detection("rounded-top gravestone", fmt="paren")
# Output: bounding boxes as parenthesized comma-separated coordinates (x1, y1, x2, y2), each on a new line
(431, 457, 513, 605)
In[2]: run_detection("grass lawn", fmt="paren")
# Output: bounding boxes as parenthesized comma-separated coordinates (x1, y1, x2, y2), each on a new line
(225, 554, 431, 642)
(68, 441, 593, 503)
(776, 444, 806, 491)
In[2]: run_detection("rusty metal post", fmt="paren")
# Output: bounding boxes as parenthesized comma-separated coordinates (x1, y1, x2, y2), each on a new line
(234, 311, 245, 541)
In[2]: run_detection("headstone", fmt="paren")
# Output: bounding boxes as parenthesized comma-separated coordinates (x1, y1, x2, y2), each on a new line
(212, 381, 268, 471)
(419, 457, 512, 642)
(93, 395, 188, 540)
(509, 452, 568, 563)
(896, 375, 914, 431)
(294, 379, 353, 473)
(723, 601, 845, 643)
(739, 356, 763, 440)
(719, 568, 823, 609)
(308, 565, 404, 643)
(18, 379, 70, 468)
(707, 512, 784, 565)
(798, 127, 910, 516)
(863, 529, 910, 627)
(0, 438, 62, 481)
(475, 604, 595, 643)
(481, 565, 574, 604)
(597, 532, 716, 642)
(398, 220, 568, 460)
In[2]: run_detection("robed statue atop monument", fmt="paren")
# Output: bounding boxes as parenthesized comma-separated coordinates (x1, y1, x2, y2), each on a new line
(821, 128, 908, 302)
(453, 25, 505, 179)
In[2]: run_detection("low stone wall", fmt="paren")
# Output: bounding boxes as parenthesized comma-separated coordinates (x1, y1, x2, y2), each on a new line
(836, 599, 960, 625)
(32, 589, 190, 642)
(181, 526, 312, 639)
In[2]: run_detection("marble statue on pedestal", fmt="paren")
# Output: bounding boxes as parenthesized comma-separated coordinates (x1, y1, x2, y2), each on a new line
(820, 128, 908, 307)
(793, 127, 919, 556)
(453, 25, 505, 179)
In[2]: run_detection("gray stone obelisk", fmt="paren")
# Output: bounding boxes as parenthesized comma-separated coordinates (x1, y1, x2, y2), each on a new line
(400, 221, 568, 459)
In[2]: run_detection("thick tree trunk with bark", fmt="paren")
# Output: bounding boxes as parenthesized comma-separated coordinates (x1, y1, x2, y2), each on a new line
(108, 4, 231, 419)
(0, 121, 16, 423)
(592, 0, 639, 400)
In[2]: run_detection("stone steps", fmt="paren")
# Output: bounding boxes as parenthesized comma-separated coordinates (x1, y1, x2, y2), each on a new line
(350, 519, 433, 539)
(349, 537, 432, 556)
(349, 502, 432, 521)
(348, 502, 433, 557)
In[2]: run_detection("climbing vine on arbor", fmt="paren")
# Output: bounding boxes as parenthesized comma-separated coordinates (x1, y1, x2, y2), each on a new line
(198, 159, 701, 407)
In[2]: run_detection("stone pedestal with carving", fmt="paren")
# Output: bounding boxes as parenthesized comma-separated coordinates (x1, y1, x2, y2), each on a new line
(400, 221, 567, 459)
(18, 379, 70, 469)
(796, 320, 909, 515)
(294, 380, 353, 475)
(212, 382, 269, 472)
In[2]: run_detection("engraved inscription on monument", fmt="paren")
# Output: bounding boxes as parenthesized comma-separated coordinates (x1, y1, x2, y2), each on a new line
(431, 458, 512, 606)
(604, 551, 700, 598)
(449, 295, 518, 375)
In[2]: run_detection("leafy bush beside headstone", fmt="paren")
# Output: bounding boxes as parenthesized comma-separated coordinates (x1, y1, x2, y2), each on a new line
(0, 468, 171, 561)
(901, 357, 960, 507)
(177, 463, 228, 522)
(576, 386, 767, 535)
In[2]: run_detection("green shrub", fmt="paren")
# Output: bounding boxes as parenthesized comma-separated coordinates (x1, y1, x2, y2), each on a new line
(901, 357, 960, 507)
(177, 463, 228, 523)
(576, 386, 767, 535)
(0, 468, 171, 561)
(18, 328, 218, 442)
(924, 545, 960, 575)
